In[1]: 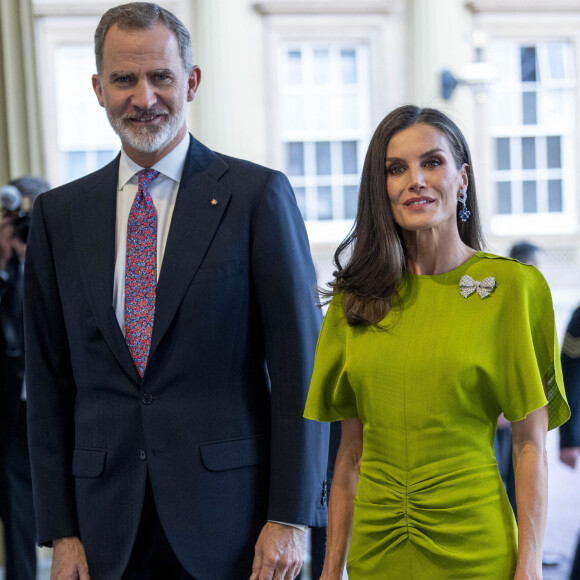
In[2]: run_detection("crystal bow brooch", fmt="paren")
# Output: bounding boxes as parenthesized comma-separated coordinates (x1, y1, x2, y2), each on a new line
(459, 275, 496, 299)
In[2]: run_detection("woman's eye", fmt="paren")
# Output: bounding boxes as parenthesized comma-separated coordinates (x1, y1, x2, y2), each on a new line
(387, 165, 404, 175)
(425, 157, 442, 167)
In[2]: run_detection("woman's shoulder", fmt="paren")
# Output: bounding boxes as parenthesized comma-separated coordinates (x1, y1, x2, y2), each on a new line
(472, 251, 548, 293)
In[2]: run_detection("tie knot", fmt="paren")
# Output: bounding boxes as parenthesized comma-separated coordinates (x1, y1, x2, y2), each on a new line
(137, 169, 159, 192)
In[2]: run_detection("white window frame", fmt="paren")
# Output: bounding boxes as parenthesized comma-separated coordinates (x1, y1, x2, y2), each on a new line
(469, 5, 580, 237)
(257, 0, 405, 245)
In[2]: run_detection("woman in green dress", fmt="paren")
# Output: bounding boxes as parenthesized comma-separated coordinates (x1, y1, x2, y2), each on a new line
(304, 105, 569, 579)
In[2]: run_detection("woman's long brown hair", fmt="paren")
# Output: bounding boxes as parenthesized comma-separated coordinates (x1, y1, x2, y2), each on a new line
(322, 105, 486, 326)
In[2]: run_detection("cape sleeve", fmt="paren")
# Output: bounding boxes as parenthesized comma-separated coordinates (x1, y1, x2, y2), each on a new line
(304, 295, 358, 422)
(497, 265, 569, 430)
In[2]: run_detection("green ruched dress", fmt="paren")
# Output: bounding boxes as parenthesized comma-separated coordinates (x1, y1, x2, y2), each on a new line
(304, 252, 569, 579)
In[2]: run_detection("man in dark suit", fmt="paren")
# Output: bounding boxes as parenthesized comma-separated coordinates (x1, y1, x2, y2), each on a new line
(24, 3, 328, 579)
(0, 176, 49, 580)
(560, 306, 580, 580)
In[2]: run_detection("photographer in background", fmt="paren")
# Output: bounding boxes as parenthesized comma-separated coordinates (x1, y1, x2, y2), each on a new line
(0, 176, 49, 580)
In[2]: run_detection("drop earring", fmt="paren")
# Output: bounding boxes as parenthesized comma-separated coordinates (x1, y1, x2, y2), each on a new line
(458, 190, 471, 222)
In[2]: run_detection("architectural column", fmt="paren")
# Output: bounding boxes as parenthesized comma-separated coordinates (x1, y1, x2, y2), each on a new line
(0, 0, 44, 185)
(408, 0, 470, 107)
(188, 0, 268, 164)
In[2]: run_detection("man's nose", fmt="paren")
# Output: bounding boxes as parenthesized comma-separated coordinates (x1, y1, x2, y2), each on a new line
(132, 80, 157, 110)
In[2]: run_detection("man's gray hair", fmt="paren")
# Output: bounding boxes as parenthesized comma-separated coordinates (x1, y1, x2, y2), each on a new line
(94, 2, 193, 74)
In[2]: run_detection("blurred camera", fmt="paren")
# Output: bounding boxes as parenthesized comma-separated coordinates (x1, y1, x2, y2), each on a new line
(13, 212, 31, 244)
(1, 185, 30, 244)
(1, 184, 22, 212)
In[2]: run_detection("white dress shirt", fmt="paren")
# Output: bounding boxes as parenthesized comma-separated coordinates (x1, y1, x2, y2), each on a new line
(113, 133, 190, 332)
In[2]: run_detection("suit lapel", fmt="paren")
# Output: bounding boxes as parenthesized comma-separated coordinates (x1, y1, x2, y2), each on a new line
(150, 138, 231, 358)
(70, 158, 140, 383)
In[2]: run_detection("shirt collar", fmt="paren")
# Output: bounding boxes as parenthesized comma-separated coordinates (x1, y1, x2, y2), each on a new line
(118, 132, 191, 190)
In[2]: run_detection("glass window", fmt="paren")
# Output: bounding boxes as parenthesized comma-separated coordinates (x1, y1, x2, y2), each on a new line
(547, 136, 561, 168)
(489, 40, 575, 227)
(316, 142, 331, 175)
(317, 187, 333, 220)
(522, 92, 537, 125)
(313, 49, 330, 85)
(496, 138, 511, 170)
(521, 137, 536, 170)
(279, 43, 370, 222)
(288, 50, 302, 84)
(64, 151, 87, 182)
(294, 187, 306, 216)
(546, 43, 566, 80)
(340, 49, 357, 84)
(342, 141, 358, 174)
(344, 185, 358, 219)
(287, 143, 305, 176)
(520, 47, 537, 82)
(497, 182, 512, 214)
(548, 180, 563, 212)
(97, 150, 116, 167)
(523, 181, 537, 213)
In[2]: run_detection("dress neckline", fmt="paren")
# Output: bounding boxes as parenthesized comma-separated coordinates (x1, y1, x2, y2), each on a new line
(406, 251, 483, 279)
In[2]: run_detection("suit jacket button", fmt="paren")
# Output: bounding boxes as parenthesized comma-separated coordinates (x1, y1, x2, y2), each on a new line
(141, 393, 153, 405)
(138, 450, 147, 461)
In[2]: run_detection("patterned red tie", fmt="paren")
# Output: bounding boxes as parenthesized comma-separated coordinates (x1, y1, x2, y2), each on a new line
(125, 169, 159, 377)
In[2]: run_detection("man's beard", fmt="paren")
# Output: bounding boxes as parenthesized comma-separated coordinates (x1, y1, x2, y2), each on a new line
(107, 100, 187, 154)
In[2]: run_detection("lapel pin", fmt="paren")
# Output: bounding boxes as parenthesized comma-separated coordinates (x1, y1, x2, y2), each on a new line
(211, 198, 218, 206)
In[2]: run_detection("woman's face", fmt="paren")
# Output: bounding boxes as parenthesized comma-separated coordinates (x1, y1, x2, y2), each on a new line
(385, 123, 468, 236)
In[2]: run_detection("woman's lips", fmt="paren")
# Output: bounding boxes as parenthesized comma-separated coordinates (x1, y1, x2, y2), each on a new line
(404, 197, 434, 207)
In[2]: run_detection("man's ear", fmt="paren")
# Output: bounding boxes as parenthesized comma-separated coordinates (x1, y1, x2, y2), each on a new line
(187, 66, 202, 103)
(92, 74, 106, 108)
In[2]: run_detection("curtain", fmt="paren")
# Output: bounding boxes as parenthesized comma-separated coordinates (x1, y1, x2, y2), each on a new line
(0, 0, 44, 186)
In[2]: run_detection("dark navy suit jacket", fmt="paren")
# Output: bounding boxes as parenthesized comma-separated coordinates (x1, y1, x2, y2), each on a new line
(561, 306, 580, 449)
(24, 135, 328, 579)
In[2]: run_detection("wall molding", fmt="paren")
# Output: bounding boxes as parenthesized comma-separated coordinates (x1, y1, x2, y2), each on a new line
(253, 1, 394, 16)
(466, 0, 580, 13)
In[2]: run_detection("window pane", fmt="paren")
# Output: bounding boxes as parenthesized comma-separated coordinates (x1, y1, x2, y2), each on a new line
(317, 186, 333, 220)
(313, 49, 330, 85)
(287, 143, 305, 176)
(342, 94, 359, 130)
(521, 137, 536, 169)
(544, 90, 566, 127)
(548, 180, 563, 212)
(282, 95, 305, 131)
(342, 141, 358, 174)
(497, 182, 512, 214)
(523, 181, 537, 213)
(65, 151, 87, 182)
(294, 187, 306, 219)
(547, 136, 561, 168)
(314, 95, 331, 131)
(316, 142, 331, 175)
(547, 43, 565, 80)
(341, 49, 357, 84)
(496, 138, 511, 170)
(288, 50, 302, 84)
(344, 185, 358, 219)
(520, 46, 537, 82)
(522, 92, 537, 125)
(97, 150, 116, 168)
